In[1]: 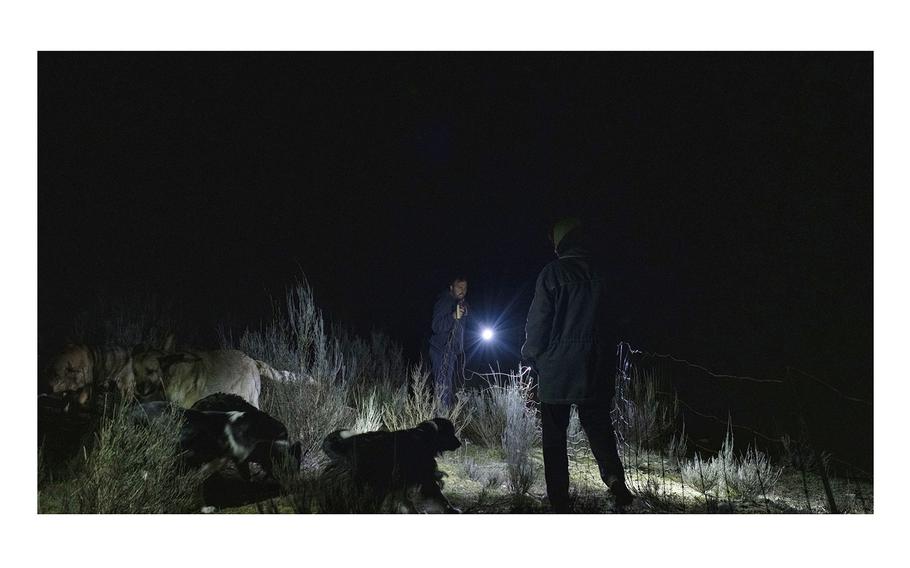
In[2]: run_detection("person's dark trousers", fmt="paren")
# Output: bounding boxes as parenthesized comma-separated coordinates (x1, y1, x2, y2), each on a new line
(429, 347, 455, 408)
(540, 399, 626, 512)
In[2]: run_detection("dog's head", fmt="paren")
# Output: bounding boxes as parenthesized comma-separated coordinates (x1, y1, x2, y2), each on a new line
(253, 438, 302, 473)
(228, 410, 289, 444)
(416, 418, 461, 455)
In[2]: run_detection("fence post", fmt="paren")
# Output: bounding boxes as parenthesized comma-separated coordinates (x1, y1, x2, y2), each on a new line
(788, 367, 840, 514)
(849, 472, 870, 514)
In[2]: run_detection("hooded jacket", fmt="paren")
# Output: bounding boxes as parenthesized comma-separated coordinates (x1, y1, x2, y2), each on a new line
(520, 228, 616, 404)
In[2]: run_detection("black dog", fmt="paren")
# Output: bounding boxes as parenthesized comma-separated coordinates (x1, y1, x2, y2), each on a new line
(190, 393, 301, 479)
(322, 418, 462, 513)
(133, 395, 297, 479)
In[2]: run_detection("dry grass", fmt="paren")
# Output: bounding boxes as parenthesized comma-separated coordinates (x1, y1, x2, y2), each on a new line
(39, 402, 206, 513)
(42, 282, 870, 514)
(381, 363, 469, 436)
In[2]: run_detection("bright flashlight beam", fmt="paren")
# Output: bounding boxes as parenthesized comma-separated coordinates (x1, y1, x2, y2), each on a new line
(481, 328, 494, 341)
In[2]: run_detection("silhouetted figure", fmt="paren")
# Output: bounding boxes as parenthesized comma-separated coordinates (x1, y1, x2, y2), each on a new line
(521, 218, 633, 512)
(429, 276, 468, 408)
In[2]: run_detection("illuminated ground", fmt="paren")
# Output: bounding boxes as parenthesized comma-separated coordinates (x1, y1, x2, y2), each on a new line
(220, 443, 873, 514)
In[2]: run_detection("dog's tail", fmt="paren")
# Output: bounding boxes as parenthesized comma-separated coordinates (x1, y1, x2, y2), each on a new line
(322, 429, 355, 460)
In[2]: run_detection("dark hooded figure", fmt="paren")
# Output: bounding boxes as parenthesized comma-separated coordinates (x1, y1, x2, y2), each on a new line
(521, 217, 633, 512)
(429, 277, 468, 408)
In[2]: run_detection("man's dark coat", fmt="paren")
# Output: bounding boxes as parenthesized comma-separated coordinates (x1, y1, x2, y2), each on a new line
(429, 290, 466, 355)
(521, 229, 617, 404)
(429, 290, 466, 398)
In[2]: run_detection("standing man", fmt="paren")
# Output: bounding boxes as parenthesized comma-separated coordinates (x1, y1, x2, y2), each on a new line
(521, 217, 633, 512)
(429, 276, 469, 408)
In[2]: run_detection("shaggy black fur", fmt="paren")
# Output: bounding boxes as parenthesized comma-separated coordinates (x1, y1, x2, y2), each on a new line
(322, 418, 462, 513)
(190, 392, 258, 413)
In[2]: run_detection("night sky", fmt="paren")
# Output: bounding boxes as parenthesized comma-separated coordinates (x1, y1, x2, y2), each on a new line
(39, 52, 872, 396)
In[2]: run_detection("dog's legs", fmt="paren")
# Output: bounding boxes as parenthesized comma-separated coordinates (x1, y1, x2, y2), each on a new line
(384, 491, 418, 514)
(400, 499, 419, 514)
(236, 459, 252, 481)
(198, 457, 230, 478)
(420, 482, 460, 514)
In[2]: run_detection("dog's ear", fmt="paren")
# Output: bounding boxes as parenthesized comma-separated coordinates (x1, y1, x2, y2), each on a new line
(416, 420, 440, 443)
(431, 417, 462, 452)
(322, 430, 351, 460)
(430, 418, 458, 440)
(432, 418, 455, 433)
(159, 352, 201, 373)
(161, 333, 176, 354)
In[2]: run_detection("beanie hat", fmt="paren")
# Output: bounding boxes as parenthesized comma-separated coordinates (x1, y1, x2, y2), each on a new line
(551, 217, 583, 249)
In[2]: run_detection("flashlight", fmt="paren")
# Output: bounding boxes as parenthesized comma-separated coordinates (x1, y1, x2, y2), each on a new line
(481, 328, 494, 341)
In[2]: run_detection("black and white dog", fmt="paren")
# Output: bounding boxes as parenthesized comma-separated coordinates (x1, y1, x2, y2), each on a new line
(133, 393, 300, 478)
(322, 418, 462, 513)
(190, 393, 301, 478)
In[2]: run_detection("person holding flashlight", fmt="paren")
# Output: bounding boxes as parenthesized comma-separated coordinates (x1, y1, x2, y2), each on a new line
(521, 217, 633, 512)
(429, 276, 469, 408)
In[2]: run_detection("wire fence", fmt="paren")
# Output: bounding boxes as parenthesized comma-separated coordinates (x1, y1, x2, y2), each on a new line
(612, 341, 872, 513)
(461, 342, 872, 513)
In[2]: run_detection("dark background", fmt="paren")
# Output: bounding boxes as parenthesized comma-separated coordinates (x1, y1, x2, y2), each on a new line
(39, 52, 872, 402)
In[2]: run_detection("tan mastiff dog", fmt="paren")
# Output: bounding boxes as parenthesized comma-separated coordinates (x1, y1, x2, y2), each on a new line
(132, 336, 262, 408)
(44, 343, 136, 410)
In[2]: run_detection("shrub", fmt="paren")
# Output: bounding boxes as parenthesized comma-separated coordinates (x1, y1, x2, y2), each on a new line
(681, 452, 720, 496)
(729, 444, 783, 500)
(458, 370, 539, 496)
(463, 387, 511, 448)
(456, 451, 502, 490)
(566, 406, 589, 462)
(69, 291, 180, 348)
(500, 373, 541, 496)
(335, 326, 407, 390)
(260, 374, 353, 470)
(223, 278, 344, 383)
(220, 276, 414, 461)
(219, 276, 384, 469)
(613, 365, 680, 454)
(68, 403, 206, 513)
(502, 400, 540, 496)
(381, 363, 469, 436)
(680, 428, 783, 502)
(351, 388, 385, 434)
(462, 371, 538, 450)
